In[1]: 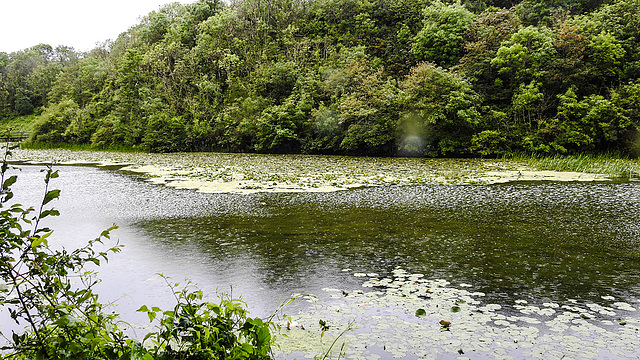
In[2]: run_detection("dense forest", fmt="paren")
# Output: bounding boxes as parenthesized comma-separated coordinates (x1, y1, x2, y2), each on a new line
(1, 0, 640, 156)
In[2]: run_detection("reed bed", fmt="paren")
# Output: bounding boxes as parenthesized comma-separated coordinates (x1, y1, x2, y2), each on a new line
(509, 153, 640, 179)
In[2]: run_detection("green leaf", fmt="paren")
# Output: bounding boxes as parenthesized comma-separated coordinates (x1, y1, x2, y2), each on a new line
(30, 237, 47, 249)
(415, 308, 427, 317)
(3, 175, 17, 189)
(39, 209, 60, 219)
(45, 169, 59, 181)
(57, 314, 78, 326)
(451, 306, 461, 313)
(241, 342, 255, 354)
(43, 189, 60, 205)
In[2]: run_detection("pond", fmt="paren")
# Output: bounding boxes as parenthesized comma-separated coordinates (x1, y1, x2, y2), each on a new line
(3, 163, 640, 359)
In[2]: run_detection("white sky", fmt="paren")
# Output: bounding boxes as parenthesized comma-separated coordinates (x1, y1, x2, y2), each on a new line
(0, 0, 199, 54)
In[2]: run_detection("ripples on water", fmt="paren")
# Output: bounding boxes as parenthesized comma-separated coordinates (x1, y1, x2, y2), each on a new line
(6, 165, 640, 317)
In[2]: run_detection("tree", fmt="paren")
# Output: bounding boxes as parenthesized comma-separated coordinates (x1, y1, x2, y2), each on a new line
(0, 45, 73, 119)
(6, 0, 640, 157)
(588, 0, 640, 81)
(142, 113, 188, 152)
(399, 62, 481, 156)
(110, 49, 147, 147)
(48, 56, 111, 108)
(331, 56, 400, 155)
(526, 86, 633, 153)
(411, 0, 476, 66)
(586, 31, 626, 87)
(30, 99, 84, 144)
(457, 7, 521, 82)
(491, 26, 555, 91)
(515, 0, 606, 26)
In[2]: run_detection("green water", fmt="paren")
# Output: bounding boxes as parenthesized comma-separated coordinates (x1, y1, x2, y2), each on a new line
(5, 165, 640, 358)
(134, 181, 640, 307)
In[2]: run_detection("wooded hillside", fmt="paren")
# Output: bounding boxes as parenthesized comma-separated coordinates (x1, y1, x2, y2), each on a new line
(2, 0, 640, 156)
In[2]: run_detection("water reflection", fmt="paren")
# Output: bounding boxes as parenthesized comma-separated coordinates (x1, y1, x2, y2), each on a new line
(5, 165, 640, 321)
(136, 181, 640, 308)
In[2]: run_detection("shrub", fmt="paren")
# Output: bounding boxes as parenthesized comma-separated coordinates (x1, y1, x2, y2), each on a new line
(30, 99, 82, 144)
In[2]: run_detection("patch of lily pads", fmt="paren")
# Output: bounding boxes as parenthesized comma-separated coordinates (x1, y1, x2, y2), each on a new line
(274, 268, 640, 359)
(10, 149, 622, 194)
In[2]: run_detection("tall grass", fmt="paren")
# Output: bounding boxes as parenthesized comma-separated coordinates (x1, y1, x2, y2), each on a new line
(1, 113, 39, 135)
(20, 141, 144, 153)
(507, 152, 640, 179)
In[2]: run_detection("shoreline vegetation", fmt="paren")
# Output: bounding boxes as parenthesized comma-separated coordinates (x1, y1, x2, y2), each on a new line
(3, 0, 640, 158)
(9, 148, 639, 194)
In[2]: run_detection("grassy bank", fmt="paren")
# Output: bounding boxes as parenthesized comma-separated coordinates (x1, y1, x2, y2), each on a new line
(0, 113, 39, 135)
(507, 153, 640, 179)
(20, 141, 144, 153)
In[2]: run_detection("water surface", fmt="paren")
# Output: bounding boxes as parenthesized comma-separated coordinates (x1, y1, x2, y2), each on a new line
(4, 164, 640, 356)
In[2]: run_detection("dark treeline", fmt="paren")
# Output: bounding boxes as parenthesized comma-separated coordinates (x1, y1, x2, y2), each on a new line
(2, 0, 640, 156)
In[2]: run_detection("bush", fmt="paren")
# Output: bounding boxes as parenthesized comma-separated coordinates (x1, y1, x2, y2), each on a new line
(30, 99, 82, 144)
(139, 279, 273, 360)
(142, 114, 188, 153)
(471, 130, 511, 156)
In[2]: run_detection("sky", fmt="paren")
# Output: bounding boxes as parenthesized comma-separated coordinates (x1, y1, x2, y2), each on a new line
(0, 0, 199, 54)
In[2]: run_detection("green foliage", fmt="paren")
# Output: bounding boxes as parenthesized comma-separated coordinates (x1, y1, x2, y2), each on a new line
(587, 31, 626, 81)
(515, 0, 606, 26)
(0, 113, 39, 136)
(525, 86, 633, 153)
(411, 1, 477, 66)
(332, 57, 399, 155)
(48, 56, 111, 108)
(254, 62, 299, 103)
(30, 99, 88, 144)
(142, 114, 188, 153)
(90, 118, 119, 148)
(471, 130, 511, 156)
(510, 81, 545, 132)
(491, 26, 555, 88)
(138, 278, 273, 360)
(0, 45, 75, 120)
(0, 144, 130, 359)
(253, 99, 307, 153)
(4, 0, 640, 157)
(399, 62, 481, 156)
(457, 8, 521, 80)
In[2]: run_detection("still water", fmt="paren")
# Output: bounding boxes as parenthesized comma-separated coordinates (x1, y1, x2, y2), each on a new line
(4, 164, 640, 348)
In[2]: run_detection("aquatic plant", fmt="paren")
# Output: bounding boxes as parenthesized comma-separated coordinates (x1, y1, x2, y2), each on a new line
(509, 152, 640, 178)
(275, 268, 640, 359)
